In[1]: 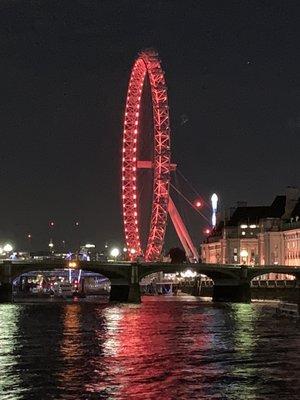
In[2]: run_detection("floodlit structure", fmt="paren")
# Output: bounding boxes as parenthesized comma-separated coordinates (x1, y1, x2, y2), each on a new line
(201, 187, 300, 276)
(122, 50, 199, 262)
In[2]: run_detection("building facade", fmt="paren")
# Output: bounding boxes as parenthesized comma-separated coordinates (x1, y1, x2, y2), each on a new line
(201, 187, 300, 277)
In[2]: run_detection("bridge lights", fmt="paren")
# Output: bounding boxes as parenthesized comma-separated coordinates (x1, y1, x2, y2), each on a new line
(180, 269, 197, 278)
(110, 248, 120, 259)
(68, 261, 78, 269)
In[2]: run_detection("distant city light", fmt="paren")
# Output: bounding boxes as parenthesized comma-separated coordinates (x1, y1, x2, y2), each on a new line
(240, 224, 248, 229)
(49, 221, 55, 227)
(74, 221, 80, 227)
(204, 229, 211, 235)
(123, 247, 128, 252)
(48, 240, 54, 249)
(27, 234, 32, 239)
(110, 248, 120, 258)
(3, 243, 13, 252)
(195, 200, 202, 208)
(85, 243, 95, 249)
(130, 248, 136, 255)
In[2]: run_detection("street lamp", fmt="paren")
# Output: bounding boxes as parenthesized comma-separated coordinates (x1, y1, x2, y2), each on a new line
(3, 243, 13, 253)
(49, 239, 54, 252)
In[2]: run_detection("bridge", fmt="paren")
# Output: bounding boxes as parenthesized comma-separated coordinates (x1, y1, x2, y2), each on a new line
(0, 260, 299, 303)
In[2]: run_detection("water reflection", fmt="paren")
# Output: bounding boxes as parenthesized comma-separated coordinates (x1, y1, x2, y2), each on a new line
(0, 298, 299, 400)
(56, 304, 85, 397)
(0, 305, 22, 399)
(86, 299, 217, 399)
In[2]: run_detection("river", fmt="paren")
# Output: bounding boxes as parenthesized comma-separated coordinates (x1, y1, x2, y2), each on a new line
(0, 296, 299, 399)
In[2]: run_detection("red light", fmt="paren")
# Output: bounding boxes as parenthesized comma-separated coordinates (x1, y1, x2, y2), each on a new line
(121, 50, 171, 261)
(195, 200, 202, 208)
(204, 229, 211, 235)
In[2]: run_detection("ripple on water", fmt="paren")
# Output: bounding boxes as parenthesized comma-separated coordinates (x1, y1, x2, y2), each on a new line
(0, 299, 299, 399)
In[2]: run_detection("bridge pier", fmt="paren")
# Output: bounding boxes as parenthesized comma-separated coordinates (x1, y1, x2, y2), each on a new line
(109, 285, 130, 302)
(109, 264, 141, 303)
(0, 282, 13, 303)
(212, 282, 251, 303)
(109, 283, 141, 303)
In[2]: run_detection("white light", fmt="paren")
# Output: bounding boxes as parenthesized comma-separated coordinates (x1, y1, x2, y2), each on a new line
(180, 269, 197, 278)
(85, 243, 95, 249)
(48, 242, 54, 249)
(0, 247, 3, 254)
(123, 247, 128, 252)
(110, 248, 120, 258)
(130, 248, 136, 255)
(249, 224, 257, 229)
(240, 249, 248, 258)
(211, 193, 218, 210)
(211, 193, 218, 228)
(212, 213, 216, 227)
(240, 224, 248, 229)
(3, 243, 13, 252)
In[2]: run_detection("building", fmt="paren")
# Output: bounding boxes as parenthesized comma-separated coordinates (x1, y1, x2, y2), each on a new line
(201, 187, 300, 277)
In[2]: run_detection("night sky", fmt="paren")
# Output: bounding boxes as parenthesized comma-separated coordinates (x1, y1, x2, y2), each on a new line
(0, 0, 299, 252)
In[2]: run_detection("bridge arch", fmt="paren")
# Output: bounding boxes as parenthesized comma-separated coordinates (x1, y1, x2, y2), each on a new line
(138, 264, 240, 283)
(248, 268, 300, 282)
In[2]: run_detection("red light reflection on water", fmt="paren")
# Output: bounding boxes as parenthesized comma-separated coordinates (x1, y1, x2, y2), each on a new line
(86, 298, 216, 399)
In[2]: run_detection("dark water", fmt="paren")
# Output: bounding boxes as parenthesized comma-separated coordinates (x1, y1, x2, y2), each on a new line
(0, 297, 299, 400)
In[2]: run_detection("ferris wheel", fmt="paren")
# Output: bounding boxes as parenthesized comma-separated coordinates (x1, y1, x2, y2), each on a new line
(121, 49, 203, 262)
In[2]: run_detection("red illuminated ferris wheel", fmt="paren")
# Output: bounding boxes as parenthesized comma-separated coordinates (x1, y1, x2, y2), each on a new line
(122, 49, 200, 262)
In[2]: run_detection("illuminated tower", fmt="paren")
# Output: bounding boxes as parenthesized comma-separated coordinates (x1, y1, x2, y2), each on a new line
(211, 193, 218, 228)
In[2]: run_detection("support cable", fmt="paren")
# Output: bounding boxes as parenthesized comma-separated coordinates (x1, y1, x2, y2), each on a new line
(177, 169, 210, 207)
(170, 183, 211, 223)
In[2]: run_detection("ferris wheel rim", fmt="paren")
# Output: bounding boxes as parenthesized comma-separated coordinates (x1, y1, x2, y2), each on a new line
(121, 49, 171, 261)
